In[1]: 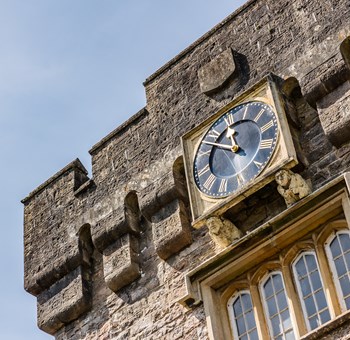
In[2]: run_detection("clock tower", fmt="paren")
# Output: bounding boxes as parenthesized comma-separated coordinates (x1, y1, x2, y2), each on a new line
(22, 1, 350, 339)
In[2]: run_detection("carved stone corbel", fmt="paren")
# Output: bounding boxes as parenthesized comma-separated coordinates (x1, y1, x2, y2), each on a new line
(206, 216, 242, 248)
(275, 169, 312, 207)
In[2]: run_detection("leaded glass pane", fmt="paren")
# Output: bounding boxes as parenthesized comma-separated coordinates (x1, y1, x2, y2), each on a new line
(330, 237, 341, 258)
(300, 277, 312, 296)
(328, 232, 350, 311)
(293, 252, 330, 331)
(250, 329, 259, 340)
(237, 316, 246, 334)
(234, 298, 243, 316)
(335, 257, 347, 276)
(320, 309, 331, 324)
(340, 233, 350, 251)
(262, 273, 295, 339)
(230, 292, 258, 340)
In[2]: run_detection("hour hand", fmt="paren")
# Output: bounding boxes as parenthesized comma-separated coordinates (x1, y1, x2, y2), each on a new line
(202, 140, 233, 150)
(226, 127, 239, 152)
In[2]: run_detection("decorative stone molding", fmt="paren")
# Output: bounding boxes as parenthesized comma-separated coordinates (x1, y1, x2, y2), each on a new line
(275, 169, 312, 207)
(197, 48, 237, 95)
(317, 80, 350, 147)
(103, 233, 140, 292)
(206, 216, 242, 248)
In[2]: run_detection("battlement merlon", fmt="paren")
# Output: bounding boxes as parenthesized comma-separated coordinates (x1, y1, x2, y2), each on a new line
(21, 158, 89, 205)
(22, 159, 90, 296)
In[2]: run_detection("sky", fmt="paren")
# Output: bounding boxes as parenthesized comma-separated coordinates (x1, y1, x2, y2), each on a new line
(0, 1, 246, 339)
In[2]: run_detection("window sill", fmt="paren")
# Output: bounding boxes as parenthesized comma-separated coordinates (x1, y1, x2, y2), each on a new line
(301, 310, 350, 340)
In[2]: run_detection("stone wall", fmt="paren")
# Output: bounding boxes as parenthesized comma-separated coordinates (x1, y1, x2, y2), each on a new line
(22, 0, 350, 338)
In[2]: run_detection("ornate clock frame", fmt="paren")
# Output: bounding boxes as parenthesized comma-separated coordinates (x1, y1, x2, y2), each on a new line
(182, 74, 298, 228)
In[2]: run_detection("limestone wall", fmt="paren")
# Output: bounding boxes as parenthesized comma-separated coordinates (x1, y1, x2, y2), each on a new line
(22, 0, 350, 338)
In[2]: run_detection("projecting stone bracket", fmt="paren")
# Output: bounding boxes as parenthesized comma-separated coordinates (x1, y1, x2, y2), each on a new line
(205, 216, 243, 248)
(91, 192, 142, 293)
(151, 199, 192, 260)
(37, 265, 92, 335)
(139, 169, 192, 260)
(103, 233, 140, 292)
(197, 48, 237, 95)
(317, 80, 350, 147)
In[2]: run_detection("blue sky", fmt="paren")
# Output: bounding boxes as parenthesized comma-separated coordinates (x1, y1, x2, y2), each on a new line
(0, 1, 246, 338)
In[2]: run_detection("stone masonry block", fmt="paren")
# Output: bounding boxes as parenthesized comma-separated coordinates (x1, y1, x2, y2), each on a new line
(103, 233, 140, 292)
(92, 193, 141, 253)
(23, 159, 90, 295)
(37, 266, 91, 335)
(317, 80, 350, 147)
(197, 48, 237, 94)
(151, 199, 192, 260)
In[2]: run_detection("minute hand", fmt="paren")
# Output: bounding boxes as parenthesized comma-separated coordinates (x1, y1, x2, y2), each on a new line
(202, 140, 233, 150)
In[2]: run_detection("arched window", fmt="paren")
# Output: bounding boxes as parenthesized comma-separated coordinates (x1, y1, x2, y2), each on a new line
(260, 272, 295, 339)
(227, 291, 258, 340)
(326, 230, 350, 311)
(293, 251, 331, 330)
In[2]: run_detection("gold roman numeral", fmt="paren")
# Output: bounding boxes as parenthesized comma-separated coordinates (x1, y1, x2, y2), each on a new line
(254, 108, 265, 122)
(198, 149, 211, 157)
(242, 106, 249, 120)
(197, 164, 210, 177)
(207, 129, 220, 139)
(224, 114, 234, 126)
(236, 173, 244, 185)
(260, 139, 273, 149)
(219, 178, 228, 192)
(260, 120, 274, 133)
(253, 160, 263, 168)
(203, 174, 216, 191)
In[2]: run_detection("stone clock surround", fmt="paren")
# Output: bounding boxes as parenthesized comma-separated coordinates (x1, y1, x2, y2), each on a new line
(22, 0, 350, 338)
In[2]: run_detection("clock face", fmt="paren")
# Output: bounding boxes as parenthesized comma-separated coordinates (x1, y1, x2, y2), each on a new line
(193, 101, 278, 198)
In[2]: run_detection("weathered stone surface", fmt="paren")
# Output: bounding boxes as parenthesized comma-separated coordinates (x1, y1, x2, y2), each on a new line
(151, 199, 192, 260)
(23, 159, 90, 295)
(197, 48, 236, 94)
(103, 233, 140, 292)
(206, 216, 242, 248)
(276, 169, 312, 207)
(317, 80, 350, 147)
(22, 0, 350, 338)
(37, 266, 91, 335)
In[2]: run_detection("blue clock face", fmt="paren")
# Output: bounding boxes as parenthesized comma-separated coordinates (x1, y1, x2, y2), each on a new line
(193, 101, 278, 198)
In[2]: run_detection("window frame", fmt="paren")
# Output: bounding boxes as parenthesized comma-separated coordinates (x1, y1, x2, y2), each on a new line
(259, 271, 296, 339)
(325, 229, 350, 312)
(227, 290, 258, 340)
(292, 250, 331, 331)
(178, 182, 350, 340)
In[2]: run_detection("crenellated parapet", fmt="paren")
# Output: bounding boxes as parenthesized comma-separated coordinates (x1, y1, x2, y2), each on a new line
(22, 160, 94, 334)
(23, 1, 350, 338)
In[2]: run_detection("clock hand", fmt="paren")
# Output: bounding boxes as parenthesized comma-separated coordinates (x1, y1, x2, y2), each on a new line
(226, 127, 240, 152)
(202, 141, 233, 150)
